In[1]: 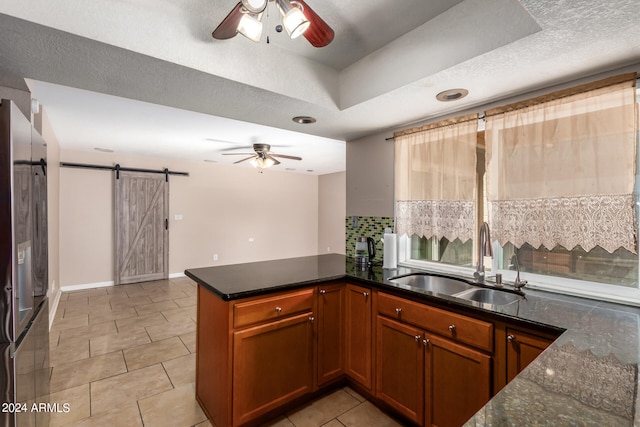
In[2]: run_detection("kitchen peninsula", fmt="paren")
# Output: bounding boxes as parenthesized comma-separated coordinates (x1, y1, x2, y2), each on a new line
(186, 254, 640, 427)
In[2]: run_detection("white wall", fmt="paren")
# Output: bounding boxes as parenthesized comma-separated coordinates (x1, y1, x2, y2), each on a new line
(59, 150, 320, 288)
(318, 172, 346, 254)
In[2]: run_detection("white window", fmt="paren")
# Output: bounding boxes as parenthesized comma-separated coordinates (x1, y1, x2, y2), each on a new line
(398, 74, 640, 304)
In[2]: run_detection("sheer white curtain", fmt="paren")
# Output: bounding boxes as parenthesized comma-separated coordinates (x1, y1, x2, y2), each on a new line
(485, 74, 638, 253)
(395, 115, 478, 242)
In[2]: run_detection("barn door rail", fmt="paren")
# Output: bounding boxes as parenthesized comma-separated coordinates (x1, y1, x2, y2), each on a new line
(60, 162, 189, 179)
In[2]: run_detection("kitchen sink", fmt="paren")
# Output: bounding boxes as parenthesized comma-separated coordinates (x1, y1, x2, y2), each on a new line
(389, 273, 524, 307)
(453, 288, 523, 306)
(389, 274, 474, 295)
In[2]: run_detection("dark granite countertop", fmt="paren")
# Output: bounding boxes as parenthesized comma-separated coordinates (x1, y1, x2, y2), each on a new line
(185, 254, 640, 426)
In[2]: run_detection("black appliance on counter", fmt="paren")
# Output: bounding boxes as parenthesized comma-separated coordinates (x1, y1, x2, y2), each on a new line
(1, 99, 50, 427)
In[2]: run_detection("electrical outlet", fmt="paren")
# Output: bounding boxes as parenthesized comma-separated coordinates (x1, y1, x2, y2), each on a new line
(213, 254, 219, 261)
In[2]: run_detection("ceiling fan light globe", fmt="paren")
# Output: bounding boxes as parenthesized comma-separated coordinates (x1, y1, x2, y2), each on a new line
(237, 14, 263, 42)
(241, 0, 268, 13)
(283, 8, 310, 38)
(250, 157, 275, 169)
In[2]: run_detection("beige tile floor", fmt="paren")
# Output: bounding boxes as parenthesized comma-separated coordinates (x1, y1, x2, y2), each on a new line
(48, 277, 403, 427)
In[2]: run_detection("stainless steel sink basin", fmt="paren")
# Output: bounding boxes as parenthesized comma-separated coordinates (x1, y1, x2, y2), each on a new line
(453, 288, 523, 306)
(389, 274, 474, 295)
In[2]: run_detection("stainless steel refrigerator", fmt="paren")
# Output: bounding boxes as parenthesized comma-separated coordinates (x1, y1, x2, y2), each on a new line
(1, 99, 50, 427)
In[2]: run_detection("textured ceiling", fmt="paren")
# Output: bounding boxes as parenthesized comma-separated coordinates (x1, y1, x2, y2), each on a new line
(1, 0, 639, 174)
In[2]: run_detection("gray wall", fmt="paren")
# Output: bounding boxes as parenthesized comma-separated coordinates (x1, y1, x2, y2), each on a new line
(346, 131, 395, 217)
(0, 85, 32, 122)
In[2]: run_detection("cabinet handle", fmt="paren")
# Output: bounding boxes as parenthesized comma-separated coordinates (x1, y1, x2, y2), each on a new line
(309, 316, 315, 323)
(319, 289, 326, 294)
(363, 291, 369, 298)
(507, 334, 515, 342)
(275, 306, 282, 313)
(423, 338, 430, 346)
(448, 325, 456, 332)
(395, 308, 402, 316)
(414, 335, 421, 342)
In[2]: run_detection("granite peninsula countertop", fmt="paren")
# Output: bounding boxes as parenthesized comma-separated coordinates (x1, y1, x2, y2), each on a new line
(185, 253, 640, 426)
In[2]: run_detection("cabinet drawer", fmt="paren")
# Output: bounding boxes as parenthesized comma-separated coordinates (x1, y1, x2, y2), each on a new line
(234, 289, 314, 328)
(378, 292, 430, 327)
(427, 305, 493, 352)
(377, 292, 493, 351)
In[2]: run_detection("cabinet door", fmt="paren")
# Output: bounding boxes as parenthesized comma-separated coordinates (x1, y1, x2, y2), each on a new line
(233, 312, 314, 426)
(506, 328, 553, 382)
(425, 334, 491, 427)
(345, 284, 373, 389)
(317, 284, 345, 386)
(376, 316, 424, 425)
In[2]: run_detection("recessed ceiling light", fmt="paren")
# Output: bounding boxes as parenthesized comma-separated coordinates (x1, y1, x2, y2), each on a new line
(94, 147, 114, 153)
(436, 89, 469, 102)
(292, 116, 316, 124)
(285, 168, 296, 171)
(307, 169, 314, 172)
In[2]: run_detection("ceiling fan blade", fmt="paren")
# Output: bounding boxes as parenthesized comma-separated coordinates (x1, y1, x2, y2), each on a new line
(212, 2, 243, 40)
(233, 156, 256, 164)
(270, 153, 302, 161)
(297, 0, 334, 47)
(267, 155, 281, 165)
(218, 145, 254, 152)
(222, 152, 256, 156)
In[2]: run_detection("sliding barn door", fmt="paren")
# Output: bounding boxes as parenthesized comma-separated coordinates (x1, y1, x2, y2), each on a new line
(114, 171, 169, 285)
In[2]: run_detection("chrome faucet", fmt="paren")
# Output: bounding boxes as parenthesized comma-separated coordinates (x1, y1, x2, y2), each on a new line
(474, 222, 492, 283)
(512, 250, 528, 291)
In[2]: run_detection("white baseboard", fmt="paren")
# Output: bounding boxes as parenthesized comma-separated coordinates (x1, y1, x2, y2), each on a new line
(60, 273, 186, 292)
(60, 280, 114, 292)
(48, 287, 62, 330)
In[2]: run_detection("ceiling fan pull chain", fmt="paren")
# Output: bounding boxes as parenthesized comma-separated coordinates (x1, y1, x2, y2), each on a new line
(266, 3, 271, 43)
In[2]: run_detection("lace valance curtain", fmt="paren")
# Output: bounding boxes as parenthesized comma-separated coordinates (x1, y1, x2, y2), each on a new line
(394, 114, 478, 242)
(485, 74, 638, 253)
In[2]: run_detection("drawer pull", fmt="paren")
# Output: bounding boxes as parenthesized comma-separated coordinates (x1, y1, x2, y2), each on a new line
(309, 316, 315, 323)
(414, 335, 421, 342)
(395, 308, 402, 316)
(275, 306, 282, 314)
(449, 324, 456, 332)
(363, 291, 369, 298)
(507, 334, 515, 342)
(423, 338, 430, 346)
(319, 289, 326, 294)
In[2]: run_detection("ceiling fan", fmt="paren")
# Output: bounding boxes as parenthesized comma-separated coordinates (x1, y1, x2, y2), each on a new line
(222, 143, 302, 169)
(212, 0, 334, 47)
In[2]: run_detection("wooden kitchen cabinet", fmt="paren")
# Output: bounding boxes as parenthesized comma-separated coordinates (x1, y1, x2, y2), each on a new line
(426, 333, 491, 427)
(233, 312, 315, 426)
(376, 291, 492, 427)
(376, 316, 425, 424)
(196, 287, 316, 427)
(506, 327, 554, 382)
(345, 284, 373, 390)
(492, 322, 560, 392)
(317, 283, 345, 386)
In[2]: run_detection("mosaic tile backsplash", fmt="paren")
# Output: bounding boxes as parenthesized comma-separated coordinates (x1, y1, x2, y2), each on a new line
(345, 216, 395, 262)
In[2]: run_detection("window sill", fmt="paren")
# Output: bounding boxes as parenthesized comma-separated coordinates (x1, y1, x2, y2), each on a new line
(400, 259, 640, 307)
